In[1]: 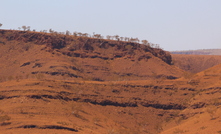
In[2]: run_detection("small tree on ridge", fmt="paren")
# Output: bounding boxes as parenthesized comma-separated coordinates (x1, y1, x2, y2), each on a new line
(22, 26, 27, 31)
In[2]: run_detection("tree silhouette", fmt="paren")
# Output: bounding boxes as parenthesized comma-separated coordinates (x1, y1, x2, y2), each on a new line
(0, 23, 2, 27)
(73, 32, 78, 37)
(78, 32, 82, 37)
(114, 35, 119, 40)
(130, 38, 139, 43)
(13, 26, 160, 49)
(22, 26, 27, 31)
(27, 26, 31, 31)
(106, 35, 111, 40)
(66, 30, 70, 35)
(141, 40, 148, 45)
(150, 43, 155, 47)
(82, 33, 88, 37)
(110, 36, 114, 40)
(120, 37, 124, 41)
(49, 29, 54, 33)
(22, 26, 26, 31)
(124, 37, 129, 42)
(93, 34, 101, 39)
(155, 44, 160, 48)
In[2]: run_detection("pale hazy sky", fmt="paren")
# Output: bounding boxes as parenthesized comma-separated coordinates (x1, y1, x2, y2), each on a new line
(1, 0, 221, 51)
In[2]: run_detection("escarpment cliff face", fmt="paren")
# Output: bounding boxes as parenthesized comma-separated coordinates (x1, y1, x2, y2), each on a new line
(0, 30, 183, 81)
(60, 39, 172, 64)
(0, 30, 172, 64)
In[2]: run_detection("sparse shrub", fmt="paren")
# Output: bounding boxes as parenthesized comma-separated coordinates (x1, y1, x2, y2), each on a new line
(165, 117, 173, 122)
(175, 116, 186, 125)
(151, 72, 158, 79)
(22, 43, 32, 51)
(211, 98, 221, 106)
(0, 76, 7, 82)
(206, 105, 217, 120)
(35, 73, 45, 80)
(57, 121, 70, 126)
(187, 79, 200, 86)
(200, 126, 207, 130)
(28, 114, 35, 118)
(7, 76, 14, 81)
(107, 129, 118, 134)
(125, 44, 133, 50)
(25, 74, 29, 79)
(194, 120, 199, 124)
(62, 74, 70, 80)
(0, 115, 11, 122)
(168, 92, 173, 96)
(173, 128, 187, 134)
(13, 60, 18, 64)
(183, 72, 194, 79)
(0, 109, 4, 114)
(71, 102, 88, 121)
(155, 123, 163, 133)
(15, 75, 22, 82)
(204, 70, 210, 76)
(93, 117, 101, 125)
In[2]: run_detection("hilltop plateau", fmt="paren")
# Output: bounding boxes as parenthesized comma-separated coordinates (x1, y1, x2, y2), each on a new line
(0, 30, 221, 134)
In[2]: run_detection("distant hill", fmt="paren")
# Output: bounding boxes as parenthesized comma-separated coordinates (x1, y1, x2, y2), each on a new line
(171, 49, 221, 55)
(172, 54, 221, 73)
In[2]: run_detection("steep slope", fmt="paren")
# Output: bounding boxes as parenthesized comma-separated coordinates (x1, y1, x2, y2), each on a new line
(160, 64, 221, 134)
(0, 30, 184, 81)
(161, 109, 221, 134)
(191, 63, 221, 87)
(172, 54, 221, 73)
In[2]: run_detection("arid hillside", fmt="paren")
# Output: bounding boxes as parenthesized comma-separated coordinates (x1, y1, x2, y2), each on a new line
(0, 30, 184, 81)
(160, 63, 221, 134)
(0, 29, 221, 134)
(172, 54, 221, 73)
(1, 68, 221, 134)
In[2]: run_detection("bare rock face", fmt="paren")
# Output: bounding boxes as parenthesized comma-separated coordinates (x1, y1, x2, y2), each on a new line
(148, 48, 172, 64)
